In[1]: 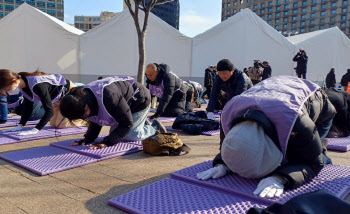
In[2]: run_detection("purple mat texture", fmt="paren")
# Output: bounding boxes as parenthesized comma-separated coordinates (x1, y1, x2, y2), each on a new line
(108, 178, 268, 214)
(315, 164, 350, 186)
(1, 126, 87, 142)
(50, 137, 142, 159)
(7, 115, 13, 118)
(166, 126, 220, 136)
(0, 136, 19, 145)
(0, 118, 39, 128)
(148, 116, 176, 123)
(0, 146, 98, 175)
(170, 161, 350, 204)
(150, 109, 156, 113)
(326, 138, 350, 152)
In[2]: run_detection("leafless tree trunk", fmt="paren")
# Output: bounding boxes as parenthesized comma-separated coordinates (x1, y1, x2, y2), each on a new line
(124, 0, 174, 84)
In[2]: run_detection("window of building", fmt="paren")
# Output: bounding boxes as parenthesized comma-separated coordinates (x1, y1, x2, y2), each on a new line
(310, 13, 315, 18)
(284, 11, 288, 16)
(293, 9, 298, 14)
(47, 3, 56, 8)
(261, 3, 265, 8)
(277, 0, 281, 4)
(285, 5, 289, 9)
(321, 4, 326, 9)
(4, 0, 14, 3)
(227, 3, 230, 7)
(268, 1, 273, 6)
(268, 8, 272, 12)
(292, 16, 297, 21)
(330, 17, 336, 22)
(260, 16, 264, 19)
(268, 14, 272, 18)
(283, 24, 287, 29)
(247, 0, 251, 2)
(293, 3, 298, 8)
(5, 5, 14, 11)
(320, 18, 325, 23)
(301, 15, 306, 19)
(312, 0, 317, 3)
(343, 1, 348, 6)
(285, 0, 289, 3)
(261, 9, 265, 14)
(47, 10, 56, 16)
(276, 12, 280, 17)
(276, 19, 280, 24)
(301, 8, 307, 13)
(276, 6, 280, 11)
(292, 23, 296, 27)
(301, 21, 305, 26)
(342, 8, 347, 13)
(283, 17, 288, 22)
(292, 30, 296, 34)
(321, 0, 326, 2)
(93, 18, 101, 22)
(75, 23, 79, 28)
(302, 1, 307, 6)
(275, 25, 279, 30)
(26, 0, 35, 6)
(16, 0, 24, 3)
(331, 2, 337, 7)
(310, 27, 314, 32)
(341, 15, 347, 20)
(310, 20, 315, 25)
(341, 23, 346, 28)
(331, 10, 336, 14)
(37, 1, 46, 7)
(320, 11, 326, 16)
(253, 5, 257, 9)
(268, 20, 272, 24)
(311, 6, 316, 11)
(300, 28, 305, 33)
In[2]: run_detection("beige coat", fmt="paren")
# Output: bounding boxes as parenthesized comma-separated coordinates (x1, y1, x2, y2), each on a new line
(248, 67, 263, 81)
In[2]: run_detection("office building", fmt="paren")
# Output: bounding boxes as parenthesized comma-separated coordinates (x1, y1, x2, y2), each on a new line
(222, 0, 350, 37)
(74, 11, 117, 32)
(0, 0, 64, 21)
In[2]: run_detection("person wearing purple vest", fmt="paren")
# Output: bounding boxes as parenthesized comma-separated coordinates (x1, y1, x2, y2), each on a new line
(146, 63, 192, 119)
(0, 69, 85, 136)
(59, 77, 166, 149)
(197, 76, 336, 199)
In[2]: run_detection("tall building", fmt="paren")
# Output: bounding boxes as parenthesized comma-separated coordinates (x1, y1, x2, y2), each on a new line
(0, 0, 64, 21)
(74, 11, 117, 32)
(123, 0, 180, 30)
(222, 0, 350, 38)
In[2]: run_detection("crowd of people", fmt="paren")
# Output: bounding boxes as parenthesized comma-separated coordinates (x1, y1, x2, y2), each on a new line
(1, 51, 350, 211)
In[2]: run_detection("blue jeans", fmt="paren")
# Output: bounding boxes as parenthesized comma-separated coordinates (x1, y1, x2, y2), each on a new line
(0, 95, 8, 121)
(110, 104, 156, 141)
(317, 118, 333, 164)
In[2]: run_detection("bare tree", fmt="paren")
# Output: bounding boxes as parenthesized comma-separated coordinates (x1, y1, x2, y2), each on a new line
(124, 0, 174, 84)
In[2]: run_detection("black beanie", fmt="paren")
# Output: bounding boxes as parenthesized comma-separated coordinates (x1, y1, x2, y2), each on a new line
(217, 59, 234, 71)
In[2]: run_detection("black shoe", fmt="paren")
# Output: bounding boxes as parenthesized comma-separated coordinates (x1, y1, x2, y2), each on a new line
(151, 119, 167, 133)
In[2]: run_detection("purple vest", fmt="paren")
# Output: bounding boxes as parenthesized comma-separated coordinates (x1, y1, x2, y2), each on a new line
(7, 99, 21, 108)
(221, 76, 320, 158)
(20, 74, 66, 104)
(86, 76, 134, 127)
(149, 81, 164, 98)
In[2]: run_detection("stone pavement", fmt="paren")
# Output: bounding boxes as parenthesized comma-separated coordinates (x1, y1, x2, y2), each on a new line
(0, 114, 350, 214)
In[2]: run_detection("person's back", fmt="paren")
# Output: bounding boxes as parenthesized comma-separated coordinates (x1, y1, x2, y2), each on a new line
(325, 68, 336, 89)
(340, 69, 350, 91)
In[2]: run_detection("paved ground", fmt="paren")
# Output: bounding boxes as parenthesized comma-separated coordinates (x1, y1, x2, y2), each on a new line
(0, 111, 350, 214)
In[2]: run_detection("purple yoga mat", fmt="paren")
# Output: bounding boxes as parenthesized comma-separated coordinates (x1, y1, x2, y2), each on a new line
(170, 161, 350, 204)
(0, 135, 19, 145)
(315, 164, 350, 186)
(0, 146, 98, 175)
(109, 178, 268, 214)
(166, 126, 220, 136)
(7, 115, 13, 118)
(1, 126, 87, 142)
(148, 116, 176, 123)
(326, 138, 350, 152)
(0, 118, 39, 128)
(50, 137, 142, 159)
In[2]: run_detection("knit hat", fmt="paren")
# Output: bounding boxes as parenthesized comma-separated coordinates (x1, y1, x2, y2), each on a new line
(217, 59, 234, 71)
(221, 121, 283, 179)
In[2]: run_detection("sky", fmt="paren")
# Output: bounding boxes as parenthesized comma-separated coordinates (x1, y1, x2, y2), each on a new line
(64, 0, 221, 37)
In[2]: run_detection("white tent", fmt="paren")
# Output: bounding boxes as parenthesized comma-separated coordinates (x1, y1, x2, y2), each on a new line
(288, 27, 350, 82)
(0, 3, 83, 81)
(79, 10, 192, 83)
(191, 9, 295, 83)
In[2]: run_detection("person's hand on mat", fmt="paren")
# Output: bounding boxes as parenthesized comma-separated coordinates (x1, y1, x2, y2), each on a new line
(196, 164, 229, 180)
(207, 112, 215, 120)
(253, 177, 284, 198)
(72, 139, 86, 146)
(18, 128, 39, 136)
(0, 125, 23, 133)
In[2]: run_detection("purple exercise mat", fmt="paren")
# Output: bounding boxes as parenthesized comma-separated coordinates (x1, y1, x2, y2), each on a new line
(50, 137, 142, 159)
(109, 178, 268, 214)
(326, 138, 350, 152)
(170, 161, 350, 204)
(0, 135, 19, 145)
(0, 118, 39, 128)
(1, 126, 87, 142)
(315, 164, 350, 186)
(166, 126, 220, 136)
(0, 146, 98, 175)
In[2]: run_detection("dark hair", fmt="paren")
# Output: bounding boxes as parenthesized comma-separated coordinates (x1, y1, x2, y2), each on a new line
(98, 76, 104, 80)
(330, 68, 335, 71)
(347, 69, 350, 73)
(263, 61, 268, 64)
(217, 59, 234, 71)
(0, 69, 19, 92)
(60, 87, 87, 121)
(18, 69, 46, 77)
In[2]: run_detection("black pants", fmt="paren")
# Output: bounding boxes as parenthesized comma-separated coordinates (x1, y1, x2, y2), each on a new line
(297, 72, 306, 79)
(162, 90, 187, 117)
(251, 80, 261, 85)
(202, 86, 212, 99)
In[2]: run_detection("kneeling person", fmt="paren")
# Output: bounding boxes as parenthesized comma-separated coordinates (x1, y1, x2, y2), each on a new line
(60, 76, 165, 149)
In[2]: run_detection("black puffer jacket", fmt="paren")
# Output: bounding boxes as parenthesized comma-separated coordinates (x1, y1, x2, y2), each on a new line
(207, 69, 252, 112)
(326, 71, 336, 88)
(214, 90, 336, 189)
(84, 81, 151, 146)
(204, 68, 213, 87)
(172, 111, 219, 134)
(293, 53, 308, 74)
(326, 88, 350, 136)
(340, 71, 350, 87)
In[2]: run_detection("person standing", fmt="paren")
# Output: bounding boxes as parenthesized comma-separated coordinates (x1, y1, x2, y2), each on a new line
(326, 68, 336, 89)
(202, 66, 214, 99)
(340, 69, 350, 91)
(293, 50, 308, 79)
(259, 61, 272, 80)
(247, 60, 264, 85)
